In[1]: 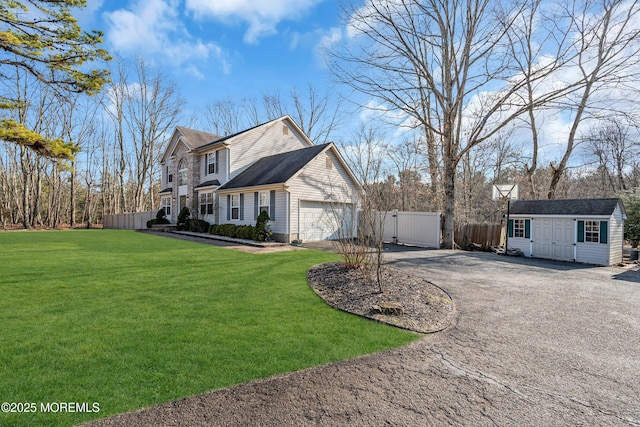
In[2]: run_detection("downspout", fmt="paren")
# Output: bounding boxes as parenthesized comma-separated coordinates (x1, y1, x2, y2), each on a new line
(285, 186, 291, 242)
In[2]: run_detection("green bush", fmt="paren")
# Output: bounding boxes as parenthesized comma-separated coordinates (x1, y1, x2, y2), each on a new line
(176, 207, 191, 230)
(146, 219, 157, 229)
(187, 218, 210, 233)
(253, 211, 272, 242)
(155, 208, 170, 224)
(623, 191, 640, 248)
(209, 223, 255, 240)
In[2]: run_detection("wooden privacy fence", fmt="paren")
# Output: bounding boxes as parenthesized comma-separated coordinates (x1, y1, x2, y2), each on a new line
(103, 212, 154, 230)
(374, 210, 441, 248)
(455, 222, 503, 251)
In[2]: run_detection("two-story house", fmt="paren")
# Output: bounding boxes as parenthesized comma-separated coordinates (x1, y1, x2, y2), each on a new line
(158, 116, 361, 242)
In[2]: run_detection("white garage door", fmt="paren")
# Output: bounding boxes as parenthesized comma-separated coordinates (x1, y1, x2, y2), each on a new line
(299, 201, 354, 241)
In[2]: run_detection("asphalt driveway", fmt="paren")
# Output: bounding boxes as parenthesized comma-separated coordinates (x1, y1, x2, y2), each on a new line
(85, 249, 640, 426)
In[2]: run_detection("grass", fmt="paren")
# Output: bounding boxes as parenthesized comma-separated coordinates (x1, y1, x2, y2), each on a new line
(0, 229, 418, 426)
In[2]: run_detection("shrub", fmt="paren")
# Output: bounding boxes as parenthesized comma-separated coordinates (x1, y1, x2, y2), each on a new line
(208, 223, 255, 240)
(253, 211, 272, 242)
(146, 219, 157, 228)
(176, 207, 191, 230)
(237, 225, 255, 240)
(187, 218, 209, 233)
(155, 208, 170, 224)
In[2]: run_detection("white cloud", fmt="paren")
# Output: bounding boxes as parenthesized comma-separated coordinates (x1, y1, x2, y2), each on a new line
(104, 0, 227, 70)
(314, 27, 343, 65)
(185, 0, 325, 43)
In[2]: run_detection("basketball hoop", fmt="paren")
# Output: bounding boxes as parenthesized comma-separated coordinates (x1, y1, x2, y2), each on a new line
(493, 184, 519, 255)
(492, 184, 519, 201)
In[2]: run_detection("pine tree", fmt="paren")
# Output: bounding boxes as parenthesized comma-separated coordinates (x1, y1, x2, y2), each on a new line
(0, 0, 110, 159)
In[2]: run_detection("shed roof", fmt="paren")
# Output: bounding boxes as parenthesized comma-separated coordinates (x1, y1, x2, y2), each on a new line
(510, 198, 623, 216)
(218, 143, 330, 190)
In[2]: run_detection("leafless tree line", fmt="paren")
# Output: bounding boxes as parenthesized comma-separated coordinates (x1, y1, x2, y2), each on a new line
(0, 56, 345, 228)
(331, 0, 640, 247)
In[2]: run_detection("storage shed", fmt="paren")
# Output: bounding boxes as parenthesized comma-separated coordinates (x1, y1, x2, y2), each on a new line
(507, 198, 626, 266)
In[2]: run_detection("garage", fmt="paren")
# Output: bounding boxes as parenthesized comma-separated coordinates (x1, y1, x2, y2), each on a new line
(507, 198, 626, 266)
(299, 201, 354, 242)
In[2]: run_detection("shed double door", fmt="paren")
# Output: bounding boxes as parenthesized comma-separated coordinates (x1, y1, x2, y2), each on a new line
(532, 218, 574, 262)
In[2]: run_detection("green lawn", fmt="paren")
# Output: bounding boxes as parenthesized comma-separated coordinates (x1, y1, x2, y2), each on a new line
(0, 230, 417, 426)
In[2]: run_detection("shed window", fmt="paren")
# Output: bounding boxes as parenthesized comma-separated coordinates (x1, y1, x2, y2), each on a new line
(578, 220, 608, 244)
(508, 219, 530, 239)
(585, 220, 599, 243)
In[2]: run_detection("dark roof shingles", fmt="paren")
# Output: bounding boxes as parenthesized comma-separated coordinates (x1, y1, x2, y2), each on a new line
(510, 198, 621, 216)
(218, 144, 330, 190)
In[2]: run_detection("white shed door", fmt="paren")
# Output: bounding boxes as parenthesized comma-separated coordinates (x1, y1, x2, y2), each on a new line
(532, 218, 574, 261)
(299, 201, 353, 242)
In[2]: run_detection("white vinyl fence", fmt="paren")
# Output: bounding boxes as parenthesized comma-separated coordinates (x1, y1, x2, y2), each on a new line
(374, 210, 441, 248)
(103, 212, 154, 230)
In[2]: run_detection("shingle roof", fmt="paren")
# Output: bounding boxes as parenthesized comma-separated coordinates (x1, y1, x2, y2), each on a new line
(176, 126, 222, 150)
(218, 144, 330, 190)
(510, 198, 622, 216)
(195, 179, 221, 188)
(195, 117, 285, 152)
(159, 187, 172, 194)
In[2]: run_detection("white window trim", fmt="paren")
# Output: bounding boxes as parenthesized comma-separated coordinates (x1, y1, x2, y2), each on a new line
(259, 191, 269, 215)
(206, 152, 216, 175)
(178, 160, 188, 186)
(513, 219, 525, 238)
(199, 192, 214, 216)
(161, 196, 172, 216)
(585, 220, 600, 243)
(231, 194, 240, 221)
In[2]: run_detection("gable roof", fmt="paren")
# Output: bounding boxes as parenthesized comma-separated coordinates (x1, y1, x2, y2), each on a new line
(196, 115, 314, 152)
(175, 126, 221, 150)
(510, 198, 623, 216)
(218, 144, 331, 191)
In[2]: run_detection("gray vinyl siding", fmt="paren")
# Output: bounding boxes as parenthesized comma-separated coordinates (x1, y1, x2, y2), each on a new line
(288, 150, 359, 239)
(228, 120, 310, 179)
(217, 189, 287, 235)
(200, 148, 227, 184)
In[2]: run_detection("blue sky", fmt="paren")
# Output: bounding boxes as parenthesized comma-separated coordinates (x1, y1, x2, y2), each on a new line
(81, 0, 347, 121)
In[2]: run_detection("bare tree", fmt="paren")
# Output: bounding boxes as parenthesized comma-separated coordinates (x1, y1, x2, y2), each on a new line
(332, 0, 640, 247)
(123, 58, 184, 212)
(544, 0, 640, 199)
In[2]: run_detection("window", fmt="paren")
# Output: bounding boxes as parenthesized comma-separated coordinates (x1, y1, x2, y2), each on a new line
(585, 220, 600, 243)
(206, 152, 217, 175)
(231, 194, 240, 220)
(199, 192, 214, 215)
(508, 219, 530, 239)
(161, 196, 171, 216)
(178, 160, 187, 186)
(259, 191, 269, 215)
(513, 219, 525, 238)
(168, 173, 173, 183)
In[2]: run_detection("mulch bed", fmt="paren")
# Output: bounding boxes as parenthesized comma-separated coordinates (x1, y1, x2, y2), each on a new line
(307, 262, 455, 334)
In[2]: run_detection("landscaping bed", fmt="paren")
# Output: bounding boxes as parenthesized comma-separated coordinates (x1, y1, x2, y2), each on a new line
(308, 262, 455, 334)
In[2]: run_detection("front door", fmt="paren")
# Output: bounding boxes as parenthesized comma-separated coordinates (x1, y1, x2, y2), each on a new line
(179, 195, 187, 214)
